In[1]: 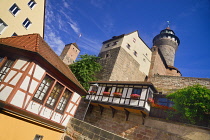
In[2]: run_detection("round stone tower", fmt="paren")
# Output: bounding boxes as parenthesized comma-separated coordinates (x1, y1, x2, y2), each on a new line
(153, 27, 180, 66)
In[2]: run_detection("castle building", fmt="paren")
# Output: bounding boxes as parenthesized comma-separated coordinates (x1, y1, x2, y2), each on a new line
(97, 28, 181, 82)
(0, 0, 46, 38)
(0, 34, 86, 140)
(98, 31, 152, 81)
(59, 43, 80, 65)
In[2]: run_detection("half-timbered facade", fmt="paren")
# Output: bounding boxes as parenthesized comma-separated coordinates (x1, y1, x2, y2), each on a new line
(0, 34, 86, 140)
(85, 81, 158, 120)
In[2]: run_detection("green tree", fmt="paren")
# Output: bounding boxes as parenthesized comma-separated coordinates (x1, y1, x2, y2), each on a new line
(167, 84, 210, 124)
(69, 54, 102, 90)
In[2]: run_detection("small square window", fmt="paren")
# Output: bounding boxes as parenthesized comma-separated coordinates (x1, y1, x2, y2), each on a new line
(105, 44, 110, 48)
(34, 134, 43, 140)
(28, 0, 36, 9)
(0, 19, 8, 34)
(23, 18, 32, 29)
(9, 3, 20, 16)
(112, 41, 118, 46)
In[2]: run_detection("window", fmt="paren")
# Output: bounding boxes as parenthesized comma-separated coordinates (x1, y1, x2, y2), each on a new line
(126, 43, 130, 49)
(9, 3, 20, 16)
(105, 44, 110, 48)
(133, 38, 136, 43)
(134, 51, 137, 57)
(157, 98, 174, 107)
(131, 88, 142, 95)
(46, 83, 64, 109)
(0, 58, 14, 81)
(56, 89, 72, 113)
(115, 87, 123, 93)
(0, 19, 8, 34)
(112, 41, 118, 46)
(22, 18, 31, 29)
(28, 0, 36, 9)
(33, 75, 54, 103)
(34, 134, 43, 140)
(104, 87, 112, 92)
(12, 32, 17, 36)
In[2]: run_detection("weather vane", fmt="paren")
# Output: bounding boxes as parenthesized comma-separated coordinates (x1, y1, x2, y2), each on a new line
(167, 21, 170, 28)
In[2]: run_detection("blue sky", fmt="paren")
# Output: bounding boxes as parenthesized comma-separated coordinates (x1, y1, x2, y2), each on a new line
(44, 0, 210, 78)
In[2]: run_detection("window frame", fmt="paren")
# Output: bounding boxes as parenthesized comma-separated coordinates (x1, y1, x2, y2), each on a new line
(9, 3, 20, 16)
(28, 0, 36, 9)
(32, 75, 55, 104)
(56, 89, 72, 114)
(0, 57, 15, 82)
(22, 18, 32, 29)
(0, 19, 8, 34)
(131, 88, 142, 95)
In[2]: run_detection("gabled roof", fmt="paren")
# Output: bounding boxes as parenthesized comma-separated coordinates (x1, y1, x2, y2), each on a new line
(0, 34, 86, 95)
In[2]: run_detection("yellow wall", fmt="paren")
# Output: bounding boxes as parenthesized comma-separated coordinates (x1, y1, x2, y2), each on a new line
(0, 0, 45, 38)
(0, 112, 63, 140)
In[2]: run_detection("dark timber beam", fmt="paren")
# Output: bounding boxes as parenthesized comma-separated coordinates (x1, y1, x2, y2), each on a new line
(110, 106, 116, 118)
(124, 109, 130, 121)
(141, 111, 146, 125)
(98, 105, 104, 115)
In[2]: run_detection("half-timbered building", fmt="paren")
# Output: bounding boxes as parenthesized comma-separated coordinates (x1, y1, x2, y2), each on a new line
(85, 81, 158, 121)
(0, 34, 86, 140)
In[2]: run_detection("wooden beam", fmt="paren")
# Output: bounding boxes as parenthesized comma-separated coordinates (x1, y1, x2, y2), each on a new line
(141, 111, 146, 125)
(124, 109, 130, 121)
(98, 105, 104, 115)
(110, 106, 116, 118)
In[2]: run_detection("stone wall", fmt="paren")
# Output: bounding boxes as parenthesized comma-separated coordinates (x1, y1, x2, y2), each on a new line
(75, 105, 210, 140)
(98, 47, 146, 81)
(65, 117, 127, 140)
(149, 75, 210, 94)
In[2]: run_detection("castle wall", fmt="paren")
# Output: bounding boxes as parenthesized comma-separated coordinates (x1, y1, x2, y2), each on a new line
(74, 101, 210, 140)
(149, 75, 210, 94)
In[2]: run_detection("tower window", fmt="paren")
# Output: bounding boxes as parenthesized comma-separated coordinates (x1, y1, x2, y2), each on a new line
(105, 44, 110, 48)
(134, 51, 137, 57)
(133, 38, 136, 43)
(28, 0, 36, 9)
(9, 3, 20, 16)
(22, 18, 32, 29)
(126, 43, 130, 49)
(112, 41, 119, 46)
(0, 19, 8, 34)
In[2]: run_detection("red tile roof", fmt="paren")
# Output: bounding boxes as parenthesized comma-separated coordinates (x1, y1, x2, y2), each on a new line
(0, 34, 86, 94)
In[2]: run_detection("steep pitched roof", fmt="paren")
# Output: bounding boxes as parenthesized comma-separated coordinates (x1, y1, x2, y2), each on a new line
(0, 34, 86, 94)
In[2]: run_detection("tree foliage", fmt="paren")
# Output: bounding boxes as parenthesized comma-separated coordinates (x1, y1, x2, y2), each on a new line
(167, 84, 210, 124)
(69, 54, 102, 90)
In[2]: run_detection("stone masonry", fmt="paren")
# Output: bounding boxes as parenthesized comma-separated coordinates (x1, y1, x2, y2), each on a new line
(149, 75, 210, 94)
(98, 47, 146, 81)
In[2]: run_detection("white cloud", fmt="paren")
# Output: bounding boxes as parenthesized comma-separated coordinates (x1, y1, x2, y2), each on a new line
(45, 25, 65, 55)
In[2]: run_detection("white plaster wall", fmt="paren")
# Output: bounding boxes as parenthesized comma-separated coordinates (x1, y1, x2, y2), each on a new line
(26, 101, 42, 114)
(33, 64, 45, 80)
(71, 92, 80, 103)
(10, 90, 25, 108)
(70, 105, 77, 115)
(9, 73, 22, 85)
(40, 107, 53, 119)
(13, 58, 28, 70)
(66, 103, 74, 113)
(51, 112, 62, 123)
(4, 70, 17, 82)
(20, 76, 30, 91)
(29, 80, 39, 93)
(140, 89, 147, 100)
(62, 115, 71, 126)
(0, 86, 13, 101)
